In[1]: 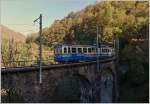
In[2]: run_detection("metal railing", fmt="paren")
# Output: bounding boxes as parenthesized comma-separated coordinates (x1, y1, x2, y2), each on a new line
(1, 59, 56, 68)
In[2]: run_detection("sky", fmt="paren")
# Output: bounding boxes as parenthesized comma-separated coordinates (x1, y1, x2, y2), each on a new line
(1, 0, 100, 36)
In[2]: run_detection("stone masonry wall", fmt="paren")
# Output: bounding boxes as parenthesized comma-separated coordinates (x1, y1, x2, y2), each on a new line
(1, 61, 115, 103)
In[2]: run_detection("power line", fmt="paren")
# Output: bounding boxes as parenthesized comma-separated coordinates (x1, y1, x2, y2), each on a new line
(4, 24, 35, 26)
(2, 24, 39, 34)
(22, 30, 37, 33)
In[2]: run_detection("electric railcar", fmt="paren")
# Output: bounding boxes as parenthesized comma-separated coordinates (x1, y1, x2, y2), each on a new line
(54, 44, 115, 62)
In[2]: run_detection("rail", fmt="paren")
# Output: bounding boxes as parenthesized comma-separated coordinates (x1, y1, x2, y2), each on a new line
(1, 57, 116, 74)
(1, 59, 55, 67)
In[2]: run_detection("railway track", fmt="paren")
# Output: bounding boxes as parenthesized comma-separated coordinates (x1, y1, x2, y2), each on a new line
(1, 57, 116, 73)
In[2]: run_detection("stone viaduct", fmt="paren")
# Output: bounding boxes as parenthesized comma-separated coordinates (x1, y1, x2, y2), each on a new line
(1, 59, 118, 103)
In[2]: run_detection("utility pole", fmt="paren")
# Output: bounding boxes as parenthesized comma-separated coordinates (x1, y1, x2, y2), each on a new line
(34, 14, 42, 84)
(113, 34, 119, 102)
(96, 26, 100, 73)
(116, 37, 119, 60)
(114, 34, 119, 59)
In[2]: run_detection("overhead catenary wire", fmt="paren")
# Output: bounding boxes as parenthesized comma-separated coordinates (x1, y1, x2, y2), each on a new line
(2, 23, 39, 35)
(4, 24, 35, 26)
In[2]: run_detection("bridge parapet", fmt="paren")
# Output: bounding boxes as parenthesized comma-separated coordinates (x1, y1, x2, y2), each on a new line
(1, 58, 117, 103)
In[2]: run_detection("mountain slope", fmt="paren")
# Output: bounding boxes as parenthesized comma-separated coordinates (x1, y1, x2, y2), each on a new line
(1, 25, 26, 42)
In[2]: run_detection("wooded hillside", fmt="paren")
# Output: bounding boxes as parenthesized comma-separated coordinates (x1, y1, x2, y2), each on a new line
(1, 25, 53, 67)
(41, 1, 148, 47)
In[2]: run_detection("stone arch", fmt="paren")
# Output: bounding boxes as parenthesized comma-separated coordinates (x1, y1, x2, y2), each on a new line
(51, 73, 92, 103)
(102, 66, 114, 74)
(73, 73, 93, 103)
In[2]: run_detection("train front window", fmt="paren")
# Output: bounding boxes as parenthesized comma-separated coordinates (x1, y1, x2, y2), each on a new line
(83, 48, 87, 53)
(72, 48, 76, 53)
(78, 48, 82, 53)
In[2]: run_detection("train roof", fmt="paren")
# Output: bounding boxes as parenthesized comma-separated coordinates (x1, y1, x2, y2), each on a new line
(54, 44, 112, 48)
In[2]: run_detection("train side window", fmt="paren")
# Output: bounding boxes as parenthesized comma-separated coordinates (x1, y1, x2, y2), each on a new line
(92, 48, 95, 53)
(58, 48, 62, 54)
(107, 49, 110, 52)
(103, 49, 107, 53)
(54, 49, 56, 54)
(107, 49, 109, 52)
(64, 47, 67, 53)
(57, 48, 59, 54)
(102, 48, 104, 53)
(106, 49, 108, 52)
(72, 48, 76, 53)
(88, 48, 92, 53)
(98, 48, 101, 53)
(60, 48, 62, 54)
(104, 49, 106, 52)
(109, 49, 112, 52)
(78, 48, 82, 53)
(57, 49, 58, 54)
(104, 49, 106, 53)
(68, 47, 70, 53)
(83, 48, 87, 53)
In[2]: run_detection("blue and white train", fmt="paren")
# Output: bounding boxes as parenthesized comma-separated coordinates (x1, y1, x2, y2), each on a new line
(54, 44, 115, 62)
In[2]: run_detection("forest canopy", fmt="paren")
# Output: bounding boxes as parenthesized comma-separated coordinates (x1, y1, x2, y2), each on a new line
(41, 1, 148, 46)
